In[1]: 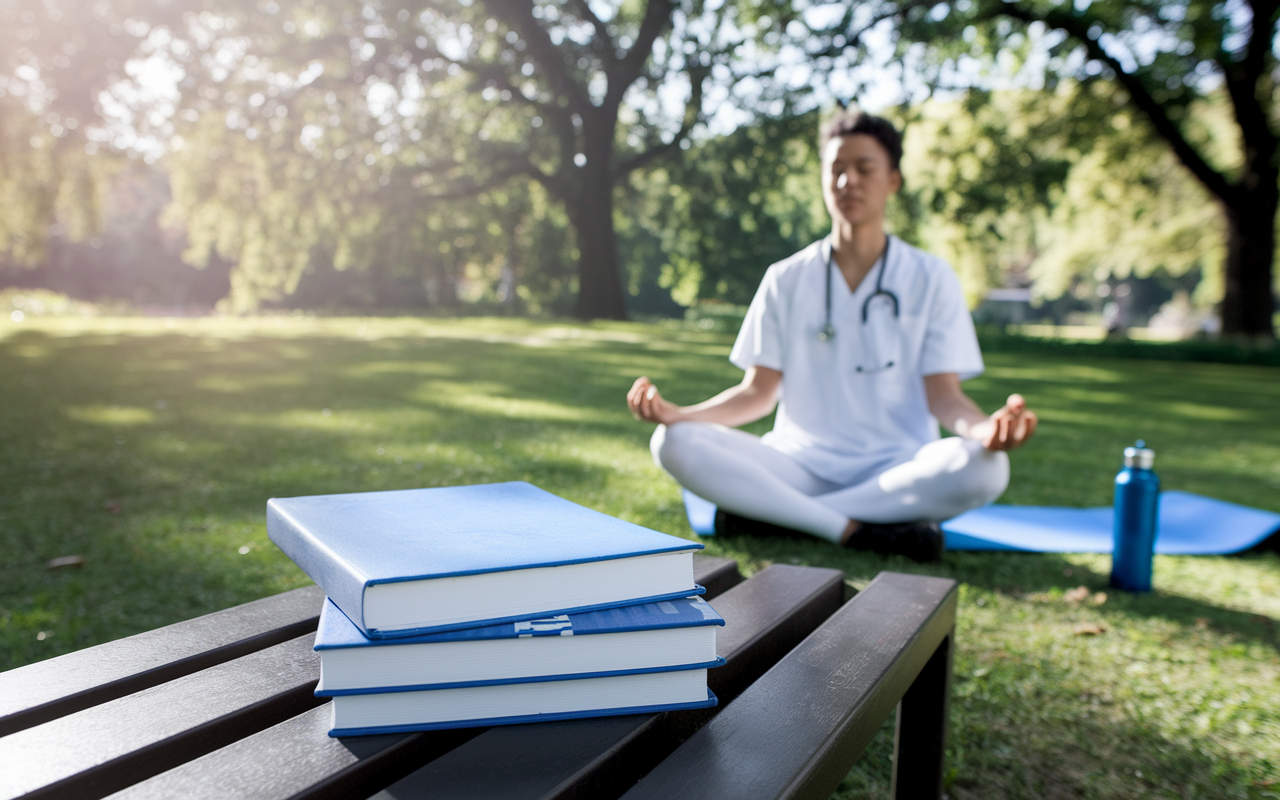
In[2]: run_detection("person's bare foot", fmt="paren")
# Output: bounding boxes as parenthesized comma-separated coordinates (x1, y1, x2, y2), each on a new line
(839, 519, 862, 546)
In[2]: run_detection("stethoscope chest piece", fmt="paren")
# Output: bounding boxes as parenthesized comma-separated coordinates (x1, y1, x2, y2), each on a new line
(818, 323, 835, 342)
(854, 360, 894, 373)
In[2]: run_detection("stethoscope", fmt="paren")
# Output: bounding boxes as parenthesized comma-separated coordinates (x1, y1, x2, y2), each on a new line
(818, 235, 900, 343)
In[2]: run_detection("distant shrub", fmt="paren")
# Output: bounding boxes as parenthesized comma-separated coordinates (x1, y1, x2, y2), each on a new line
(977, 326, 1280, 368)
(0, 289, 105, 320)
(682, 302, 748, 334)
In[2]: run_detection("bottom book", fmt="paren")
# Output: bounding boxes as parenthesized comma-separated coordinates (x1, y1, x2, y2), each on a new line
(329, 667, 717, 736)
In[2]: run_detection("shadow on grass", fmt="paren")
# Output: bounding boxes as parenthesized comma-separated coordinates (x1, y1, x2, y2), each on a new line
(834, 707, 1272, 800)
(709, 528, 1277, 651)
(3, 326, 735, 668)
(708, 530, 1279, 799)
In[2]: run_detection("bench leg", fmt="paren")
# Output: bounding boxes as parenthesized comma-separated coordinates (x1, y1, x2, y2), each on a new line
(890, 630, 953, 799)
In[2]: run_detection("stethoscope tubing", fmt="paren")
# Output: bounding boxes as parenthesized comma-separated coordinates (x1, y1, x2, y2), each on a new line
(821, 235, 899, 342)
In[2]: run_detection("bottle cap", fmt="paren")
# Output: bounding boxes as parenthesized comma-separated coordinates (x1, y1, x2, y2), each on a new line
(1124, 444, 1155, 469)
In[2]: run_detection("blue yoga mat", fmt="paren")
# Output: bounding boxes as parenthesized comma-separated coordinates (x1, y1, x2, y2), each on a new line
(681, 489, 1280, 554)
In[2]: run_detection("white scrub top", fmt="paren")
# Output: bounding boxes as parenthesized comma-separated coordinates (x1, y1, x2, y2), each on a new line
(729, 235, 984, 486)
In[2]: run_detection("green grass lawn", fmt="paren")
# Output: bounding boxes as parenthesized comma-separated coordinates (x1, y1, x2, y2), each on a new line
(2, 315, 1277, 799)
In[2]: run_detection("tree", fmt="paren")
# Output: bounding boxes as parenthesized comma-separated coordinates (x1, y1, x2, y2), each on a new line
(887, 0, 1278, 338)
(155, 0, 852, 317)
(878, 82, 1222, 316)
(403, 0, 703, 320)
(156, 3, 535, 313)
(3, 164, 230, 309)
(1031, 94, 1224, 309)
(888, 88, 1080, 305)
(0, 0, 181, 265)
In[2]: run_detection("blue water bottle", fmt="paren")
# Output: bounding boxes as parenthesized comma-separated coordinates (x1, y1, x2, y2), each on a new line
(1110, 440, 1160, 592)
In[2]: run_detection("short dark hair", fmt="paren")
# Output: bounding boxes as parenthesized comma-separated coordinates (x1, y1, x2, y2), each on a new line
(819, 111, 903, 173)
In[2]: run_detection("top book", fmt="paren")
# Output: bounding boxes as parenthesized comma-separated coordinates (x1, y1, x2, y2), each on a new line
(267, 481, 703, 639)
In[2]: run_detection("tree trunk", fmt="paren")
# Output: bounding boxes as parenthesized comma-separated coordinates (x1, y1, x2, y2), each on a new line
(1221, 184, 1278, 338)
(570, 119, 628, 321)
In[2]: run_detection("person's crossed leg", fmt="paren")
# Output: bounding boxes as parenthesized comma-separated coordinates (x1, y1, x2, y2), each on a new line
(652, 421, 1008, 549)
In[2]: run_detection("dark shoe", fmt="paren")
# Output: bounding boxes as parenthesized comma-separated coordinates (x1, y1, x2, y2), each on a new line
(714, 510, 807, 539)
(846, 520, 944, 563)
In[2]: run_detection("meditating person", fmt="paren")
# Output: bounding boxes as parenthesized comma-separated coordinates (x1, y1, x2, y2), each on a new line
(626, 111, 1038, 562)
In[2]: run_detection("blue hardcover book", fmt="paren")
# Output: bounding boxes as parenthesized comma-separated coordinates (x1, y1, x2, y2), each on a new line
(267, 482, 704, 639)
(314, 595, 726, 696)
(328, 677, 718, 737)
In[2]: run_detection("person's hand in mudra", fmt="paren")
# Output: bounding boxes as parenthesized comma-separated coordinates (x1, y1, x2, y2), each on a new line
(968, 393, 1038, 451)
(627, 367, 782, 429)
(627, 376, 683, 425)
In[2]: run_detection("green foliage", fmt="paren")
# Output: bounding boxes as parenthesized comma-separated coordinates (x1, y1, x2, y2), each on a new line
(623, 110, 827, 306)
(977, 327, 1280, 367)
(1031, 89, 1234, 305)
(865, 82, 1230, 309)
(1, 165, 230, 310)
(1034, 124, 1224, 305)
(0, 289, 99, 317)
(891, 88, 1083, 305)
(169, 103, 370, 312)
(4, 0, 1266, 327)
(1, 315, 1277, 797)
(136, 0, 867, 316)
(153, 0, 840, 314)
(0, 95, 113, 265)
(0, 0, 173, 264)
(884, 0, 1278, 335)
(617, 81, 1233, 315)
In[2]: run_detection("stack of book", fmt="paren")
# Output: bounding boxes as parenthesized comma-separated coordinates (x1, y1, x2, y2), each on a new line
(267, 481, 724, 737)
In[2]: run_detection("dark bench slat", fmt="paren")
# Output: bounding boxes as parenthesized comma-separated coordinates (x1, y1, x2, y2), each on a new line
(0, 634, 325, 800)
(618, 571, 958, 800)
(690, 554, 743, 598)
(105, 705, 485, 800)
(100, 556, 747, 800)
(0, 585, 327, 738)
(368, 564, 846, 800)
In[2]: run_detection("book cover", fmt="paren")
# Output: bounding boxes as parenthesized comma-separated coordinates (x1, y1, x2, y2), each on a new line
(328, 671, 718, 737)
(267, 482, 704, 638)
(314, 595, 726, 695)
(329, 690, 719, 737)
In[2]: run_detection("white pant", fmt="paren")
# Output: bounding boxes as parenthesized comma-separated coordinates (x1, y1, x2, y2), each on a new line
(651, 422, 1009, 544)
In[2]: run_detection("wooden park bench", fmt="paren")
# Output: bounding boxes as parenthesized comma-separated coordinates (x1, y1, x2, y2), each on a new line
(0, 556, 957, 800)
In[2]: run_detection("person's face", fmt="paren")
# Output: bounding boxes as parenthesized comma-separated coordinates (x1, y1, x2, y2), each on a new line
(822, 134, 902, 229)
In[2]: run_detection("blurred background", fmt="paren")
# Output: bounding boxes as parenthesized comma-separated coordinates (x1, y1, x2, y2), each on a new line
(5, 8, 1280, 793)
(2, 0, 1276, 339)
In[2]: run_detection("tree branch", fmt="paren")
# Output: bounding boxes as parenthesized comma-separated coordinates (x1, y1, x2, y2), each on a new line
(445, 51, 566, 124)
(409, 12, 580, 192)
(997, 2, 1235, 203)
(1218, 0, 1280, 183)
(839, 1, 930, 56)
(484, 0, 593, 115)
(569, 0, 618, 56)
(605, 0, 675, 110)
(614, 61, 707, 177)
(411, 155, 545, 202)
